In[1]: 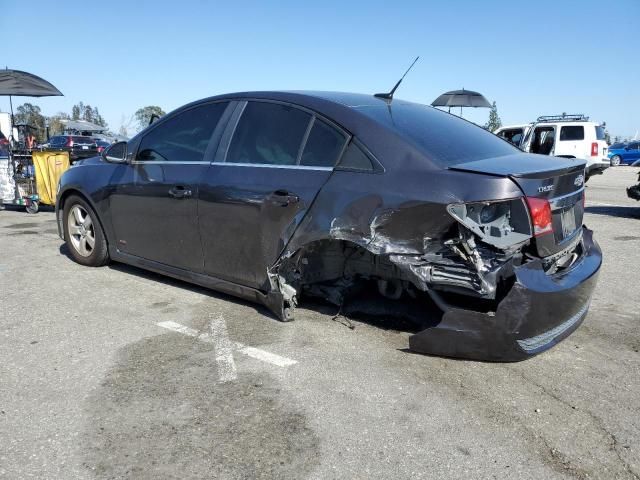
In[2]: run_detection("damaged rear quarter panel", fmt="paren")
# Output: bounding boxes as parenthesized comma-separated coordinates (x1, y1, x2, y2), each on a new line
(283, 165, 525, 259)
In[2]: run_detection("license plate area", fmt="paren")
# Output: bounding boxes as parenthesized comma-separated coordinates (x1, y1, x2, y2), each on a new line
(560, 206, 577, 239)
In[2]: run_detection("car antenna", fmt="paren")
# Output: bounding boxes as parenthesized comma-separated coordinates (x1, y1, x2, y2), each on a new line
(374, 56, 420, 101)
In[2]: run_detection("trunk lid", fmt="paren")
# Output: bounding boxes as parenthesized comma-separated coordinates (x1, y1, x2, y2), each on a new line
(450, 153, 586, 257)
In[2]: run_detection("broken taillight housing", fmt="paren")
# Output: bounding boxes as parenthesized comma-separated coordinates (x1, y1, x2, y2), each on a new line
(447, 198, 532, 249)
(525, 197, 553, 237)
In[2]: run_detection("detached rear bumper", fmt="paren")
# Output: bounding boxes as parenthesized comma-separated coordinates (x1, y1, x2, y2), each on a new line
(409, 227, 602, 361)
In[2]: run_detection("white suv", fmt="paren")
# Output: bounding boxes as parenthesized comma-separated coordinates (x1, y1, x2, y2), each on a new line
(495, 115, 609, 179)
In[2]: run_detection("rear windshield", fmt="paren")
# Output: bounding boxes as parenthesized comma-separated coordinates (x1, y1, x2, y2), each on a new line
(73, 136, 95, 144)
(354, 101, 517, 166)
(595, 126, 606, 141)
(49, 136, 66, 146)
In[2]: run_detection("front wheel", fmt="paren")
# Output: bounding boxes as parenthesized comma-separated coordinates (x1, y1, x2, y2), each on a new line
(610, 155, 621, 167)
(63, 195, 109, 267)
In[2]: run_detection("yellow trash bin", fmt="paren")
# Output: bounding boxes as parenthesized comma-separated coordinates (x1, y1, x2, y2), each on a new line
(31, 151, 70, 206)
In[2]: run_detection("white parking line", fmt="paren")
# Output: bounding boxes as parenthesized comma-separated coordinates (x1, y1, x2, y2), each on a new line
(209, 315, 237, 383)
(157, 320, 297, 371)
(234, 343, 297, 367)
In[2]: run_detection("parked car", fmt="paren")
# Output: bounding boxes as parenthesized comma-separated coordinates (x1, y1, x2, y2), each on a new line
(56, 91, 601, 361)
(522, 115, 609, 179)
(494, 124, 531, 146)
(45, 135, 98, 162)
(609, 141, 640, 166)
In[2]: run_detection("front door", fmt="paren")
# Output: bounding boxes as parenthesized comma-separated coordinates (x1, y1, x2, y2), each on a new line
(198, 100, 348, 289)
(109, 101, 230, 272)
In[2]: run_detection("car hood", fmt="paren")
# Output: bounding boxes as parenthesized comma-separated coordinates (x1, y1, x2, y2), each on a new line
(448, 153, 586, 178)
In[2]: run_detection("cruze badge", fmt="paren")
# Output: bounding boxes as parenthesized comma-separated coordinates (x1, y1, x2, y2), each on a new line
(538, 184, 554, 193)
(574, 174, 585, 187)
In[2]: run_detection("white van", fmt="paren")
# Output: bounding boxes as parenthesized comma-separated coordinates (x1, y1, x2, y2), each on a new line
(495, 115, 609, 179)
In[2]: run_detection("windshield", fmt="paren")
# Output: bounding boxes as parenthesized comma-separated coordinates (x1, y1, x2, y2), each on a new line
(354, 100, 518, 166)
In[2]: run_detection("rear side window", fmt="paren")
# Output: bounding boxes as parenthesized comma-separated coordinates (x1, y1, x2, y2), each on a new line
(137, 102, 227, 162)
(337, 141, 374, 171)
(560, 126, 585, 141)
(300, 119, 347, 167)
(227, 102, 311, 166)
(595, 126, 606, 141)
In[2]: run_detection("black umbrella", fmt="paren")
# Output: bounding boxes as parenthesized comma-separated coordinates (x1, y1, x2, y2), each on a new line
(0, 69, 63, 204)
(431, 88, 491, 116)
(0, 68, 63, 123)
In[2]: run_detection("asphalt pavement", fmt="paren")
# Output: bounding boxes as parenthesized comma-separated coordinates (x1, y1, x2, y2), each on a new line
(1, 167, 639, 479)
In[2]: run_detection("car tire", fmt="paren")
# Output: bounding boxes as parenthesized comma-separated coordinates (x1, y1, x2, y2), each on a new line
(611, 155, 621, 167)
(63, 195, 109, 267)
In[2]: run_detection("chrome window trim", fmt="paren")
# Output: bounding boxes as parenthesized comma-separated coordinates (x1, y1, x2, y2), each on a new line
(129, 161, 212, 165)
(214, 162, 333, 171)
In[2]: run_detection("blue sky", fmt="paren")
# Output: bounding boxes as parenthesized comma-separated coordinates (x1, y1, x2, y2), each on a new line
(2, 0, 639, 137)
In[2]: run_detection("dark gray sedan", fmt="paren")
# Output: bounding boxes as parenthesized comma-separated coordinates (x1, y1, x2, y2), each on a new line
(56, 91, 601, 361)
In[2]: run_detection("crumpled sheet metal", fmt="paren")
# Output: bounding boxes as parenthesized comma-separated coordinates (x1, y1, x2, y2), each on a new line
(408, 228, 602, 361)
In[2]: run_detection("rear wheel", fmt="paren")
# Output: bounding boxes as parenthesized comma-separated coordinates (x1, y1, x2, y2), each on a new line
(611, 155, 621, 167)
(63, 195, 109, 267)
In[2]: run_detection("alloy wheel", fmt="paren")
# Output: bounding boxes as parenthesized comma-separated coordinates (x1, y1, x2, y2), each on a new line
(67, 205, 95, 257)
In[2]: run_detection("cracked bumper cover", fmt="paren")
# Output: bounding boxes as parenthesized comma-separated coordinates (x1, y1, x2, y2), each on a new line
(409, 227, 602, 361)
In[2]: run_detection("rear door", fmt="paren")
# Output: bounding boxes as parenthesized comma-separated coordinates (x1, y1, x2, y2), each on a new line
(198, 100, 348, 289)
(109, 101, 230, 272)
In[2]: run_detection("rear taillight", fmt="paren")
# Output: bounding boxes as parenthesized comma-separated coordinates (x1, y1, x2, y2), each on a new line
(525, 197, 553, 237)
(591, 142, 598, 156)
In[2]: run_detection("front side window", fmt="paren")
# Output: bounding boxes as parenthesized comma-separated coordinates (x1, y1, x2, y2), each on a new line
(300, 119, 347, 167)
(136, 102, 227, 162)
(560, 125, 585, 141)
(226, 102, 311, 166)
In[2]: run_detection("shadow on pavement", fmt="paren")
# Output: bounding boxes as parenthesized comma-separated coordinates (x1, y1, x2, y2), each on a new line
(585, 205, 640, 219)
(82, 334, 319, 479)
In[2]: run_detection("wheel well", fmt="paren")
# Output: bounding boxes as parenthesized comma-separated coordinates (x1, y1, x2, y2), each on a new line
(58, 189, 109, 246)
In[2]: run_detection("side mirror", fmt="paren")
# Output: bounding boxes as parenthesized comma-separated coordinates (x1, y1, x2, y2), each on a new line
(103, 141, 128, 163)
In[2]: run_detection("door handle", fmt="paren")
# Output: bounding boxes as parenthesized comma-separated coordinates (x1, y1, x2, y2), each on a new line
(270, 189, 299, 207)
(168, 185, 192, 199)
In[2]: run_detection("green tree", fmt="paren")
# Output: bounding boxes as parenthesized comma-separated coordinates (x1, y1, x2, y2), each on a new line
(483, 101, 502, 132)
(14, 103, 46, 141)
(135, 106, 165, 130)
(70, 102, 107, 127)
(47, 112, 70, 136)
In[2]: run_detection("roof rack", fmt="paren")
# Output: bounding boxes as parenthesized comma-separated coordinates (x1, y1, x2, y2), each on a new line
(536, 114, 589, 123)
